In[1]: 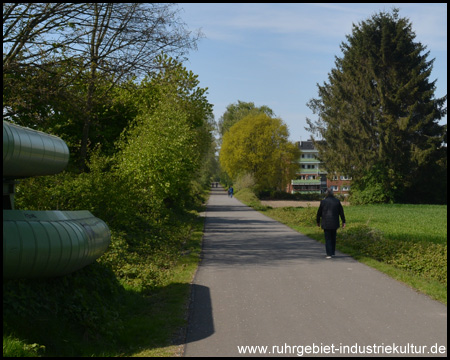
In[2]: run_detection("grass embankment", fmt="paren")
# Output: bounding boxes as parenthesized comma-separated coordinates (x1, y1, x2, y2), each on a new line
(3, 205, 205, 357)
(235, 188, 447, 304)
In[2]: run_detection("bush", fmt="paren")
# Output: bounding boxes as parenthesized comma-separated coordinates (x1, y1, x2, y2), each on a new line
(14, 154, 147, 233)
(348, 181, 391, 205)
(339, 225, 447, 284)
(262, 190, 296, 200)
(2, 335, 46, 357)
(234, 173, 256, 194)
(390, 242, 447, 283)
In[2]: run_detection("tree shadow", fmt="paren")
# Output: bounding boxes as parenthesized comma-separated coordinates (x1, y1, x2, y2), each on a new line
(3, 264, 214, 357)
(183, 284, 214, 344)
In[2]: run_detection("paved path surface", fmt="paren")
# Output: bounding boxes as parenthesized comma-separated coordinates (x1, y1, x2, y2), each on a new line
(184, 187, 447, 357)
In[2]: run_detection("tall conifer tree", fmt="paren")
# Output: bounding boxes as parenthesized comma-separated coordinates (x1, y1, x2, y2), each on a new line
(306, 9, 447, 203)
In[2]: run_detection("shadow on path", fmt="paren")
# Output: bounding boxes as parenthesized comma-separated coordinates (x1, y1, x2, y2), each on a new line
(184, 186, 447, 357)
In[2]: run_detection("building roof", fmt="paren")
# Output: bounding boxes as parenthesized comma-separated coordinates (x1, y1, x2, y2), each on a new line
(298, 141, 315, 150)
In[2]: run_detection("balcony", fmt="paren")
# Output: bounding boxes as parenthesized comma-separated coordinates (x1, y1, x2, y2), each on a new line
(292, 179, 321, 185)
(300, 158, 319, 163)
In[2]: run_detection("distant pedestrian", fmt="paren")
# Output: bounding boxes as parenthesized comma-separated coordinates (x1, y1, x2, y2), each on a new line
(316, 187, 346, 258)
(228, 186, 234, 198)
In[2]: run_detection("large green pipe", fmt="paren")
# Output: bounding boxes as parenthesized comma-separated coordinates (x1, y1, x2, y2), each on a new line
(3, 121, 110, 279)
(3, 210, 110, 279)
(3, 121, 69, 178)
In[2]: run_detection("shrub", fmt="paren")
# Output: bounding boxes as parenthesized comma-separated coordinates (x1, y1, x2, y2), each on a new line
(234, 173, 256, 194)
(349, 183, 391, 205)
(339, 225, 447, 284)
(235, 187, 259, 204)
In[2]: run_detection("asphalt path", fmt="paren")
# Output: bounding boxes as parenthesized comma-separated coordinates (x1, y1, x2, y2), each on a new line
(183, 186, 447, 357)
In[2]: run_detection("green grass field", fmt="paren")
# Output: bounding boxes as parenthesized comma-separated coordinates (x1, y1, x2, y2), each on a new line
(342, 204, 446, 244)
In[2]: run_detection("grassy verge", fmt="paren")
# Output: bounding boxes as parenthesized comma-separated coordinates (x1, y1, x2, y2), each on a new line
(235, 189, 447, 305)
(3, 205, 205, 357)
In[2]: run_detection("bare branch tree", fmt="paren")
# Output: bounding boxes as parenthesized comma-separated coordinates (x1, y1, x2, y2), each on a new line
(3, 3, 88, 71)
(3, 3, 202, 170)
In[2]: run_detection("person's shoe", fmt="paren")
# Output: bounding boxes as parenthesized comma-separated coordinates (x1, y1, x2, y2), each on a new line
(326, 256, 332, 259)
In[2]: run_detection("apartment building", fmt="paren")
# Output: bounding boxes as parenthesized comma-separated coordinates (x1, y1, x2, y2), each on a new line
(287, 140, 351, 196)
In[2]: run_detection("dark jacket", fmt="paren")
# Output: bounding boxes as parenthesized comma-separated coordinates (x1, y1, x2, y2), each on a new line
(317, 195, 346, 230)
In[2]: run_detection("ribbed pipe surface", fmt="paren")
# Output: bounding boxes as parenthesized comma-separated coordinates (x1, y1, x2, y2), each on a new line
(3, 210, 111, 279)
(3, 121, 69, 178)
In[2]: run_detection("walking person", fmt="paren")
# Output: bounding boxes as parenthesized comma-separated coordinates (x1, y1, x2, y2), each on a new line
(228, 186, 234, 198)
(316, 187, 346, 258)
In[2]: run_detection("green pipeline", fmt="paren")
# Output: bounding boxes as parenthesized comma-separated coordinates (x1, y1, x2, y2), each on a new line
(3, 121, 69, 178)
(3, 121, 110, 279)
(3, 210, 110, 279)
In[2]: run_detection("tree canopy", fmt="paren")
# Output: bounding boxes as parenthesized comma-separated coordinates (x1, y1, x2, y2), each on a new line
(306, 8, 447, 204)
(116, 55, 214, 212)
(220, 113, 300, 192)
(217, 100, 274, 138)
(5, 3, 217, 224)
(3, 3, 202, 171)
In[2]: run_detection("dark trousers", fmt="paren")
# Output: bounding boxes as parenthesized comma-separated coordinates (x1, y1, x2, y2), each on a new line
(324, 229, 337, 256)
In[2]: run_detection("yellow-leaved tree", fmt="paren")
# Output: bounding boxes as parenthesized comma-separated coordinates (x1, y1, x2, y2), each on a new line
(220, 113, 300, 192)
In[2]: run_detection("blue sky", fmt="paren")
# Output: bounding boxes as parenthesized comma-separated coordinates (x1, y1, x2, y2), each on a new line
(178, 3, 447, 142)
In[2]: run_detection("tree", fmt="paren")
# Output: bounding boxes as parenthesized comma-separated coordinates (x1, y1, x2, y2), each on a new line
(116, 55, 214, 213)
(3, 3, 89, 126)
(3, 3, 202, 171)
(13, 55, 215, 231)
(218, 100, 274, 138)
(306, 9, 447, 203)
(220, 113, 300, 192)
(3, 3, 87, 72)
(70, 3, 203, 171)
